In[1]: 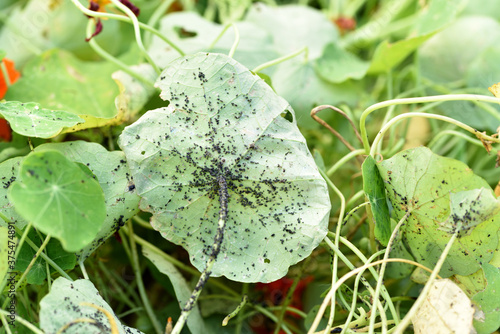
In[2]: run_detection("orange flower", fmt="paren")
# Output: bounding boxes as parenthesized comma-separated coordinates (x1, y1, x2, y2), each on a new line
(0, 57, 20, 142)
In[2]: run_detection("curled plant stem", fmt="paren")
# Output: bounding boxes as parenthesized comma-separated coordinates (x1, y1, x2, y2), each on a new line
(208, 23, 232, 49)
(108, 0, 160, 74)
(172, 174, 229, 334)
(359, 94, 500, 155)
(69, 0, 184, 57)
(311, 105, 364, 155)
(392, 224, 461, 334)
(0, 309, 44, 334)
(80, 302, 120, 334)
(327, 149, 366, 177)
(85, 20, 154, 86)
(429, 129, 498, 153)
(370, 112, 500, 157)
(252, 47, 308, 73)
(145, 0, 175, 47)
(368, 212, 410, 334)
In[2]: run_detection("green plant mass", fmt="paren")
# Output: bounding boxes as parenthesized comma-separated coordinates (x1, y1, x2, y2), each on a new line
(1, 1, 500, 334)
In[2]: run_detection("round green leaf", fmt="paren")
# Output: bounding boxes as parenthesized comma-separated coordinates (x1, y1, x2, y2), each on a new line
(119, 53, 330, 283)
(0, 101, 84, 138)
(0, 157, 25, 229)
(34, 141, 141, 260)
(377, 147, 499, 277)
(8, 150, 106, 252)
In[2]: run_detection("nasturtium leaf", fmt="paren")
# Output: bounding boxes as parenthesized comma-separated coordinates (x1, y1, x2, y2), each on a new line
(471, 263, 500, 334)
(8, 150, 106, 252)
(4, 49, 131, 132)
(40, 277, 144, 334)
(14, 229, 75, 285)
(143, 248, 209, 334)
(0, 101, 84, 138)
(314, 43, 369, 83)
(377, 147, 499, 277)
(362, 155, 391, 246)
(33, 141, 140, 260)
(0, 226, 8, 284)
(149, 12, 277, 70)
(412, 279, 475, 334)
(0, 157, 25, 229)
(119, 52, 331, 283)
(440, 188, 500, 236)
(413, 0, 468, 36)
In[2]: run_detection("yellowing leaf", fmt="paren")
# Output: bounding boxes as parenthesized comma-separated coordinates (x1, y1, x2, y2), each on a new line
(488, 82, 500, 98)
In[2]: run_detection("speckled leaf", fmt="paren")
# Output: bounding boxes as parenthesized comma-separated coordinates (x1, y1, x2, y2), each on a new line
(440, 188, 500, 236)
(0, 157, 26, 229)
(40, 277, 144, 334)
(34, 141, 140, 261)
(377, 147, 499, 277)
(143, 248, 209, 334)
(0, 101, 84, 138)
(119, 52, 331, 283)
(362, 155, 391, 246)
(8, 150, 106, 252)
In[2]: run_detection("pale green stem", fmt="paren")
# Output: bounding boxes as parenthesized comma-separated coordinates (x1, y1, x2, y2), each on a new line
(346, 189, 365, 209)
(126, 221, 163, 334)
(359, 94, 500, 154)
(368, 212, 410, 334)
(69, 0, 184, 57)
(0, 61, 11, 86)
(252, 47, 308, 73)
(318, 168, 345, 333)
(222, 295, 248, 326)
(253, 305, 293, 334)
(145, 0, 175, 47)
(85, 20, 154, 86)
(392, 224, 461, 334)
(132, 215, 155, 230)
(370, 112, 500, 157)
(326, 149, 366, 177)
(429, 129, 498, 153)
(0, 309, 44, 334)
(342, 201, 370, 225)
(228, 24, 240, 58)
(208, 23, 232, 49)
(79, 261, 90, 280)
(108, 0, 160, 74)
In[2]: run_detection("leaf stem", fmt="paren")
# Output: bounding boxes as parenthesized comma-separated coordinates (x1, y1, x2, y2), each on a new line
(126, 220, 163, 334)
(222, 295, 248, 326)
(326, 149, 365, 176)
(0, 309, 44, 334)
(359, 94, 500, 155)
(252, 47, 308, 73)
(228, 24, 240, 58)
(392, 224, 461, 334)
(171, 174, 229, 334)
(69, 0, 184, 57)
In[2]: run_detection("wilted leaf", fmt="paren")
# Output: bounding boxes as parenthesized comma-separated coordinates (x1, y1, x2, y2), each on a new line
(412, 279, 475, 334)
(40, 277, 144, 334)
(119, 53, 330, 283)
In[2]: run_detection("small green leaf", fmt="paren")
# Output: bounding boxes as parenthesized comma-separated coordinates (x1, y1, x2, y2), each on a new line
(0, 101, 84, 138)
(377, 147, 499, 277)
(40, 277, 144, 334)
(120, 53, 331, 283)
(33, 141, 140, 260)
(315, 43, 369, 83)
(8, 150, 106, 252)
(143, 248, 209, 334)
(362, 155, 391, 246)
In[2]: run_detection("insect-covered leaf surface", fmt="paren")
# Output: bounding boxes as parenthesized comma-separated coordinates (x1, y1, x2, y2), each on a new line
(8, 150, 106, 252)
(0, 157, 26, 229)
(362, 155, 391, 246)
(33, 141, 140, 260)
(39, 277, 144, 334)
(0, 101, 84, 138)
(377, 147, 499, 277)
(119, 52, 331, 283)
(143, 248, 209, 334)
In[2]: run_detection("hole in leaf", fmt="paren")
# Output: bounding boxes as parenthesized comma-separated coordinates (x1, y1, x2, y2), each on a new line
(281, 110, 294, 123)
(173, 26, 197, 39)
